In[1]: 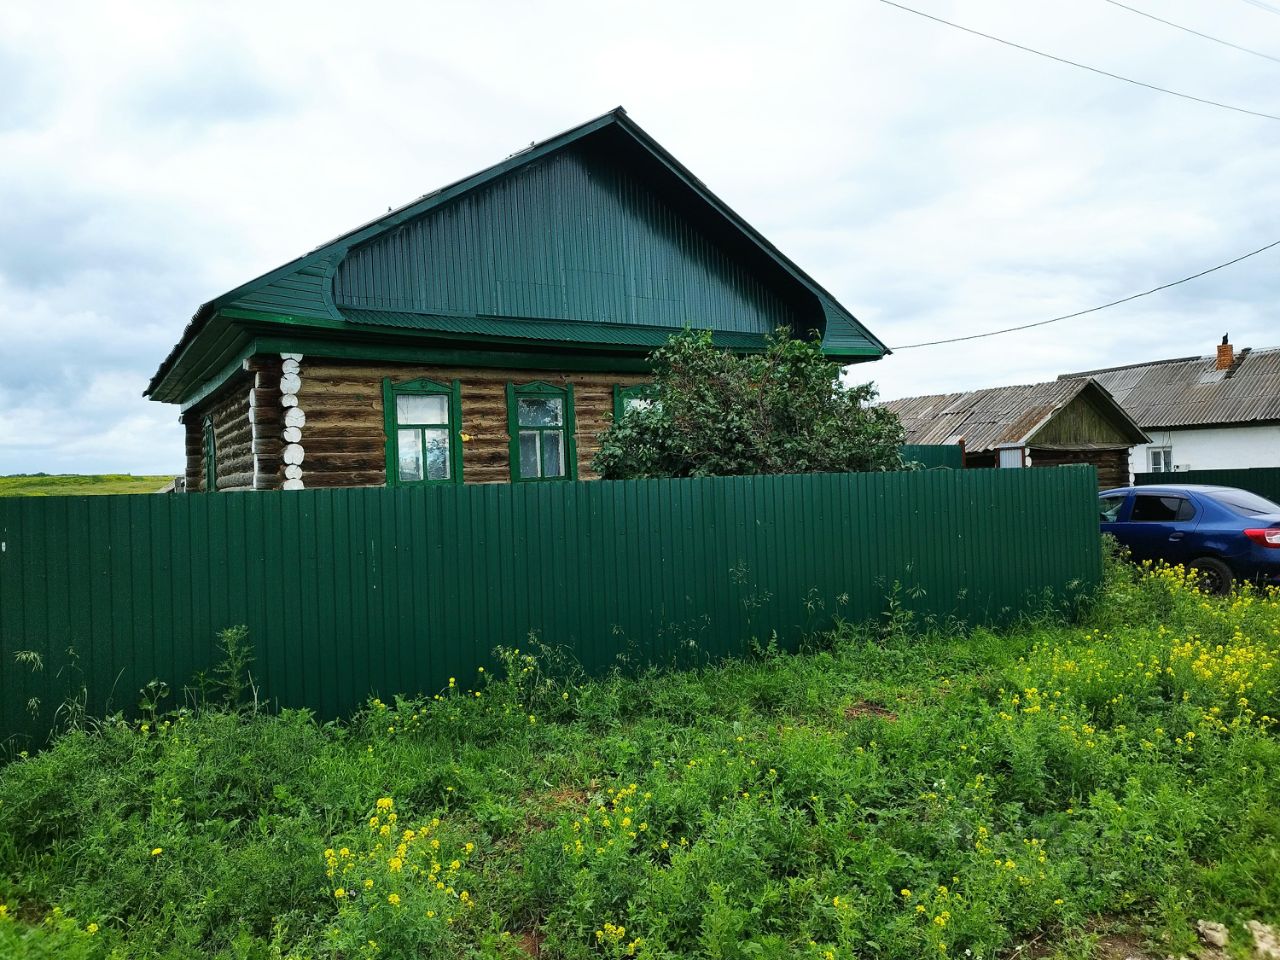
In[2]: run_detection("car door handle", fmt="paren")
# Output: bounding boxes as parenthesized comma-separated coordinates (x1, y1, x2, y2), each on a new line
(1169, 533, 1184, 542)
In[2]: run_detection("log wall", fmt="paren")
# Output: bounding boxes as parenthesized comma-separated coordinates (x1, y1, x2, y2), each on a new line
(184, 355, 286, 492)
(296, 359, 649, 487)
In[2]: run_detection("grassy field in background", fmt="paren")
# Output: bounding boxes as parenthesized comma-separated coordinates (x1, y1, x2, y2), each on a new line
(1, 557, 1277, 959)
(0, 474, 172, 497)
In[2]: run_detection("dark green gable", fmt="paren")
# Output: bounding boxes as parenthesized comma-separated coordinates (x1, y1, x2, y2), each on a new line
(148, 108, 887, 407)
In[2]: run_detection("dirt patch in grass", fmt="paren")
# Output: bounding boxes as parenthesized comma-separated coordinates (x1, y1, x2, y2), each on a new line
(547, 786, 588, 806)
(515, 928, 544, 956)
(844, 700, 897, 721)
(1012, 927, 1164, 960)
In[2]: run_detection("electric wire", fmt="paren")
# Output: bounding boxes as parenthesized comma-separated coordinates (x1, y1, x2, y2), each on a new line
(890, 238, 1280, 350)
(876, 0, 1280, 122)
(1239, 0, 1280, 19)
(1102, 0, 1280, 65)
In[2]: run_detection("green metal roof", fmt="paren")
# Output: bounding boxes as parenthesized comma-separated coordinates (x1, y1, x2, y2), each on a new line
(148, 108, 887, 404)
(341, 310, 772, 351)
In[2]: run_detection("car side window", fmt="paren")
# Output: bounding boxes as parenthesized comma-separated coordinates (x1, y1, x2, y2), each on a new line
(1099, 495, 1126, 522)
(1131, 494, 1189, 523)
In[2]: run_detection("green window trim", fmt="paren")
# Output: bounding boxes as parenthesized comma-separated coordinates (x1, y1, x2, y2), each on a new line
(506, 381, 577, 482)
(612, 383, 656, 422)
(202, 414, 217, 493)
(382, 377, 465, 486)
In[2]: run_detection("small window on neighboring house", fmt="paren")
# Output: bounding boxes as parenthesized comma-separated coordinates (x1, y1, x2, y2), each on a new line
(612, 383, 656, 422)
(507, 381, 577, 481)
(1149, 447, 1173, 473)
(383, 378, 463, 485)
(997, 446, 1025, 469)
(202, 415, 217, 493)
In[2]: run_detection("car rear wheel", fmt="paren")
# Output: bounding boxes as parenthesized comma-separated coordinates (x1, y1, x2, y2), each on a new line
(1189, 557, 1233, 596)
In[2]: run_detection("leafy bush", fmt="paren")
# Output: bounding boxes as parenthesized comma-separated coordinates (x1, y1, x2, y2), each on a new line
(593, 328, 905, 479)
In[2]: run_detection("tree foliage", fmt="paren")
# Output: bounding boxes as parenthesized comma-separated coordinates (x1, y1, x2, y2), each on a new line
(593, 328, 906, 479)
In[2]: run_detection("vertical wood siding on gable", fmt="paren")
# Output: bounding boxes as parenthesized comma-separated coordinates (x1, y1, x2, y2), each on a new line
(296, 359, 649, 487)
(332, 146, 807, 334)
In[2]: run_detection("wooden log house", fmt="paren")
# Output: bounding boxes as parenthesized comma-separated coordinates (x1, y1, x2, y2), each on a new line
(147, 108, 889, 491)
(883, 378, 1151, 489)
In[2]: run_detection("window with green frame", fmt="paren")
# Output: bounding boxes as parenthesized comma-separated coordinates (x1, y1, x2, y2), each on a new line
(382, 377, 464, 485)
(202, 414, 217, 493)
(506, 381, 577, 481)
(612, 383, 656, 422)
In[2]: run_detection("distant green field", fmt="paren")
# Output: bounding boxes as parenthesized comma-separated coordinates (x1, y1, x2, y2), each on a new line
(0, 474, 173, 497)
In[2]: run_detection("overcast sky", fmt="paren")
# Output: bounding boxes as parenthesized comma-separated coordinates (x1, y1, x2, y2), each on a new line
(1, 0, 1277, 475)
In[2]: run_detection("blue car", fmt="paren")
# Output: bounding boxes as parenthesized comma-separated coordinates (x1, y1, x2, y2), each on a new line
(1099, 484, 1280, 594)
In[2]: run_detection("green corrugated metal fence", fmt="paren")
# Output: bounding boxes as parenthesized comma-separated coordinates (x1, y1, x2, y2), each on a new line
(901, 444, 964, 469)
(1134, 468, 1280, 503)
(1, 467, 1100, 746)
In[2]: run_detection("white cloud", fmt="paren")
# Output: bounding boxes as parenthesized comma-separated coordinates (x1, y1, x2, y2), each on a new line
(1, 0, 1278, 472)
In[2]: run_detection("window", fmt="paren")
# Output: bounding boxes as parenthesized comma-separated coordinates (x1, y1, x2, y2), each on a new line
(507, 381, 576, 481)
(612, 383, 656, 422)
(1099, 494, 1126, 523)
(1212, 488, 1280, 517)
(382, 378, 463, 485)
(202, 415, 217, 493)
(1131, 494, 1194, 523)
(1149, 447, 1173, 472)
(997, 446, 1025, 469)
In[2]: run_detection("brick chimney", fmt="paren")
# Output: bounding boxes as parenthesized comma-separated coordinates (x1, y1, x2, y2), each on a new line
(1216, 334, 1234, 370)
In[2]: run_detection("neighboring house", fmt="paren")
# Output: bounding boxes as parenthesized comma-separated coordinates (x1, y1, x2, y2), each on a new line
(147, 108, 888, 491)
(1061, 338, 1280, 477)
(883, 378, 1149, 488)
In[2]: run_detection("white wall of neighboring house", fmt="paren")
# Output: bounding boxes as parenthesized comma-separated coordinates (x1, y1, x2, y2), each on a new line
(1130, 424, 1280, 477)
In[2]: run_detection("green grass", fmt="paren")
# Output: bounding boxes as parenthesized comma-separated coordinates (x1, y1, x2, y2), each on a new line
(1, 558, 1277, 959)
(0, 474, 173, 497)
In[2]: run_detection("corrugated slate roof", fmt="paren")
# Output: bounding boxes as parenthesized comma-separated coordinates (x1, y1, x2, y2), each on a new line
(882, 378, 1146, 453)
(1061, 346, 1280, 428)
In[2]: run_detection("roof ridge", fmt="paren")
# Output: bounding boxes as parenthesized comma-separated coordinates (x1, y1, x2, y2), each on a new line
(1062, 344, 1280, 380)
(885, 376, 1090, 406)
(1058, 355, 1202, 379)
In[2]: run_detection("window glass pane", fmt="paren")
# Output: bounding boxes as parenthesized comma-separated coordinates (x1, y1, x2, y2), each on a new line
(1175, 499, 1196, 522)
(397, 394, 449, 425)
(541, 430, 565, 478)
(397, 429, 423, 482)
(1099, 495, 1125, 522)
(1214, 489, 1280, 516)
(1131, 494, 1184, 522)
(519, 430, 540, 478)
(423, 428, 450, 481)
(518, 396, 562, 427)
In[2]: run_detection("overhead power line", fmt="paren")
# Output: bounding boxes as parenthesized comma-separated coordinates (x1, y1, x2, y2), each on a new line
(891, 238, 1280, 350)
(1103, 0, 1280, 65)
(1239, 0, 1280, 18)
(876, 0, 1280, 122)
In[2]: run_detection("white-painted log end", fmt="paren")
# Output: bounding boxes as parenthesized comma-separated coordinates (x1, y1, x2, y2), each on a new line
(283, 426, 302, 443)
(280, 352, 303, 362)
(283, 443, 305, 466)
(284, 407, 306, 428)
(284, 464, 303, 480)
(279, 373, 302, 395)
(282, 478, 305, 491)
(281, 358, 301, 375)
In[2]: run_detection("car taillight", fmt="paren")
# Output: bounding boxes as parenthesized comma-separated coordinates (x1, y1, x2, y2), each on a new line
(1244, 528, 1280, 548)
